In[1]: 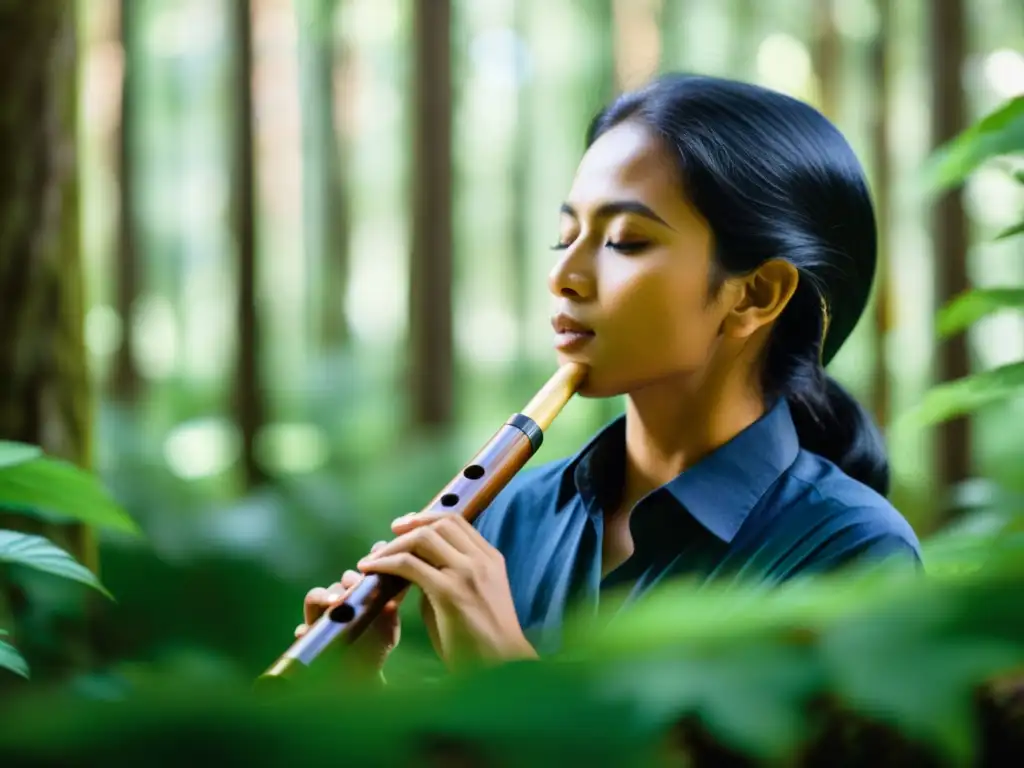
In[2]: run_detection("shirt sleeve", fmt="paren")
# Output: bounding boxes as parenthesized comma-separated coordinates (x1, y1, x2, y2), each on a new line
(797, 519, 924, 576)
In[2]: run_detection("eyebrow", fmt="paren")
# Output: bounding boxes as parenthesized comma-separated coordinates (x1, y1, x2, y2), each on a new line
(559, 200, 675, 231)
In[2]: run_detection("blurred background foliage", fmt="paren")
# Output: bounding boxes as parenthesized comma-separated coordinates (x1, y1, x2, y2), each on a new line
(1, 0, 1024, 764)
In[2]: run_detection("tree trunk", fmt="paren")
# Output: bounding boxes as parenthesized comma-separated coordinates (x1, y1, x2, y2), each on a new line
(0, 0, 96, 563)
(112, 0, 141, 404)
(594, 0, 624, 426)
(408, 0, 454, 432)
(869, 0, 893, 432)
(298, 0, 350, 351)
(929, 0, 972, 517)
(658, 0, 687, 72)
(813, 0, 841, 122)
(729, 0, 757, 82)
(510, 0, 532, 382)
(0, 0, 97, 680)
(230, 0, 268, 489)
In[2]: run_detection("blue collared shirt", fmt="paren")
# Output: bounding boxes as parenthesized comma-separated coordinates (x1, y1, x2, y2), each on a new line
(474, 398, 922, 653)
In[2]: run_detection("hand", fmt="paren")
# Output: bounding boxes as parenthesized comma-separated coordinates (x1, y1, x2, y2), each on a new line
(356, 512, 537, 671)
(297, 540, 408, 677)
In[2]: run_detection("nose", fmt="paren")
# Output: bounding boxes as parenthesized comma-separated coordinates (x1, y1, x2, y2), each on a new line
(547, 243, 595, 302)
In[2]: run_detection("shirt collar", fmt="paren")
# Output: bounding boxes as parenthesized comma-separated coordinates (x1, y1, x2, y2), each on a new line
(558, 398, 801, 543)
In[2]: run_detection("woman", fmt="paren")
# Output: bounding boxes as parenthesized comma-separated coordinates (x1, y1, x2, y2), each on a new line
(298, 74, 922, 675)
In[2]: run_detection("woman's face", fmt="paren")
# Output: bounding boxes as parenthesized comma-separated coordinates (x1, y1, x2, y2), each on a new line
(548, 120, 733, 398)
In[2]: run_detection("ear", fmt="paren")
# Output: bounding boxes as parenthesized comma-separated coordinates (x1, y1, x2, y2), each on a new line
(722, 259, 800, 340)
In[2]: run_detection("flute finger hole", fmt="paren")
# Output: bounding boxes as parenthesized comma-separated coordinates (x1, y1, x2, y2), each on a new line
(440, 493, 459, 507)
(328, 602, 356, 624)
(462, 464, 485, 480)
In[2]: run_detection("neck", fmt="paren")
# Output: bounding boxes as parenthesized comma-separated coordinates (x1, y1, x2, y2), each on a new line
(617, 363, 766, 513)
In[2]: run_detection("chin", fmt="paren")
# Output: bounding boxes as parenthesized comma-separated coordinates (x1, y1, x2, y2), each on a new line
(569, 366, 631, 400)
(554, 353, 619, 398)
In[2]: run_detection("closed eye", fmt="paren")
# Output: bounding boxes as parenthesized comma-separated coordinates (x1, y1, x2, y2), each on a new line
(551, 239, 650, 253)
(606, 240, 650, 254)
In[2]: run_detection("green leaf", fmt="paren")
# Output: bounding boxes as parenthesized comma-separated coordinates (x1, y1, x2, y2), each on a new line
(600, 644, 823, 763)
(821, 579, 1024, 766)
(0, 457, 139, 535)
(995, 219, 1024, 241)
(0, 530, 112, 599)
(937, 288, 1024, 337)
(0, 441, 42, 469)
(899, 362, 1024, 427)
(0, 638, 28, 678)
(925, 95, 1024, 190)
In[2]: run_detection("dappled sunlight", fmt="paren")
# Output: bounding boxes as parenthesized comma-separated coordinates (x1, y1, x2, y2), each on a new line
(255, 422, 331, 475)
(756, 33, 813, 101)
(984, 48, 1024, 98)
(162, 417, 240, 480)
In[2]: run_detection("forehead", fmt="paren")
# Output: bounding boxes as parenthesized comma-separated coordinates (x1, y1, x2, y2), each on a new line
(568, 121, 682, 206)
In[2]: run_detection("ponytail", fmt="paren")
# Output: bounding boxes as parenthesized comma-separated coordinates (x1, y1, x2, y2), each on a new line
(785, 371, 890, 497)
(766, 284, 890, 497)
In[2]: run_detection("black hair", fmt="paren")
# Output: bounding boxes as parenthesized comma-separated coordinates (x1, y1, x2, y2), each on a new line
(587, 74, 889, 496)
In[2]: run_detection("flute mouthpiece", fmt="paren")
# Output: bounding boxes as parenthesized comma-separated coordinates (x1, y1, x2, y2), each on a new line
(520, 362, 588, 430)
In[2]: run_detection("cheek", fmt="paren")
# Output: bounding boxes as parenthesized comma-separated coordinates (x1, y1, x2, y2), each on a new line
(603, 258, 719, 365)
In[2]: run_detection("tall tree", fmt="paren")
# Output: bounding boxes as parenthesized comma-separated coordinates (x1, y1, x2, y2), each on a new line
(0, 0, 97, 679)
(230, 0, 268, 488)
(409, 0, 454, 432)
(595, 0, 622, 426)
(868, 0, 894, 431)
(729, 0, 758, 81)
(812, 0, 841, 122)
(297, 0, 350, 351)
(929, 0, 972, 514)
(112, 0, 141, 404)
(658, 0, 686, 72)
(0, 0, 96, 568)
(510, 0, 533, 383)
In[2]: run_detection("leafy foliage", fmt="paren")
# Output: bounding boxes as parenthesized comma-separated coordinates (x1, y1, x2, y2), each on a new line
(0, 451, 140, 535)
(902, 362, 1024, 428)
(0, 637, 28, 679)
(0, 441, 42, 469)
(925, 95, 1024, 190)
(937, 289, 1024, 338)
(0, 531, 111, 598)
(1, 552, 1023, 766)
(0, 440, 133, 680)
(900, 96, 1024, 429)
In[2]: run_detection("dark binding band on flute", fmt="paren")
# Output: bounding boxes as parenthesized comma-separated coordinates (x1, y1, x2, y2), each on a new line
(506, 413, 543, 453)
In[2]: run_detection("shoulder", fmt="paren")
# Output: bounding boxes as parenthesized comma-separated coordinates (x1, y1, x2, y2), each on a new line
(472, 456, 572, 546)
(765, 449, 922, 574)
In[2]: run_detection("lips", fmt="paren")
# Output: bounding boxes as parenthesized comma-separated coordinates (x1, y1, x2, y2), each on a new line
(551, 313, 595, 353)
(551, 313, 595, 335)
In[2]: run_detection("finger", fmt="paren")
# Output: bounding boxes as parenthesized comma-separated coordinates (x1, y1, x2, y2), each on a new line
(391, 511, 448, 534)
(303, 586, 329, 625)
(357, 552, 450, 597)
(294, 623, 308, 638)
(386, 584, 412, 610)
(373, 526, 469, 571)
(303, 583, 345, 626)
(425, 514, 488, 555)
(339, 569, 363, 589)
